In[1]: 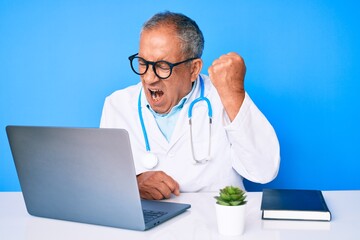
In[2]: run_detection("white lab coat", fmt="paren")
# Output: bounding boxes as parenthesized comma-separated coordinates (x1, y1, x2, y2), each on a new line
(100, 74, 280, 191)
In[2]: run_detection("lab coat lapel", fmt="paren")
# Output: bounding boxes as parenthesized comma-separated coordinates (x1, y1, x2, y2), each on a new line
(168, 107, 189, 147)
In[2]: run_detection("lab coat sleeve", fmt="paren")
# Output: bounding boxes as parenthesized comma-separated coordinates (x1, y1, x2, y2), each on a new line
(100, 87, 136, 128)
(99, 97, 115, 128)
(99, 98, 109, 128)
(224, 92, 280, 184)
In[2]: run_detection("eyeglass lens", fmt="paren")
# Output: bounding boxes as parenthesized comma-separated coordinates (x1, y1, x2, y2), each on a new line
(131, 56, 173, 79)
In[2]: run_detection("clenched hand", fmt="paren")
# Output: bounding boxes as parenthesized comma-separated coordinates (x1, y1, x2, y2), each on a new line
(208, 52, 246, 121)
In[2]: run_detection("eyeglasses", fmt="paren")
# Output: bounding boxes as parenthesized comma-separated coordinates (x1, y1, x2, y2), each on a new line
(128, 53, 198, 80)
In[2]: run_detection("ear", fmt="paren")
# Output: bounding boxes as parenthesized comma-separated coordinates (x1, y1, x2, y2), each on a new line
(190, 59, 203, 82)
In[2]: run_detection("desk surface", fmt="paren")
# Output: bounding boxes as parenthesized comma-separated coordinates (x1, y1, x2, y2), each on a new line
(1, 190, 359, 240)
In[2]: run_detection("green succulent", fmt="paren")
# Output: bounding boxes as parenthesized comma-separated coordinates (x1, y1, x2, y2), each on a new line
(215, 186, 247, 206)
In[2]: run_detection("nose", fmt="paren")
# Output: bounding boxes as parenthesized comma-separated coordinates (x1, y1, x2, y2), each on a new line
(142, 66, 159, 84)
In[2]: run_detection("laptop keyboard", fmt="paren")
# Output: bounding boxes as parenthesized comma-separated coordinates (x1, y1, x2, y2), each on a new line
(143, 209, 168, 223)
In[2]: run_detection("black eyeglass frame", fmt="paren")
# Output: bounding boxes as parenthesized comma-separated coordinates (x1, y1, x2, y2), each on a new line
(128, 53, 198, 80)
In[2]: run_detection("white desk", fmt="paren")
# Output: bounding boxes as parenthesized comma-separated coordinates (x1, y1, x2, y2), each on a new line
(1, 191, 359, 240)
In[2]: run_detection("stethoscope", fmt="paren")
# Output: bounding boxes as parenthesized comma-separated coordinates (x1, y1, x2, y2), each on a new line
(138, 75, 213, 169)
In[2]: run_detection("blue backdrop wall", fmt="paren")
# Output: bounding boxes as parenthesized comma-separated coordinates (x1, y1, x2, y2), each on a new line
(1, 0, 359, 191)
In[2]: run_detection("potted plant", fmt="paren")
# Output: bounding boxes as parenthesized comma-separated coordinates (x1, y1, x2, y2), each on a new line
(214, 186, 247, 236)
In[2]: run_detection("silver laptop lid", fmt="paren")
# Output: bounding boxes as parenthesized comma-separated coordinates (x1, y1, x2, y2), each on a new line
(6, 126, 146, 230)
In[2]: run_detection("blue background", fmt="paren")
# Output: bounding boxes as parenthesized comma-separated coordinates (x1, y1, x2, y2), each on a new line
(1, 0, 359, 191)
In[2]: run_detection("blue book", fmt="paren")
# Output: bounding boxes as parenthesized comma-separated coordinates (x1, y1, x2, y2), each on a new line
(261, 189, 331, 221)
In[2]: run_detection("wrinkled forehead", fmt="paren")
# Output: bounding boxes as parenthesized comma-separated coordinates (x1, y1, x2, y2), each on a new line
(139, 26, 184, 61)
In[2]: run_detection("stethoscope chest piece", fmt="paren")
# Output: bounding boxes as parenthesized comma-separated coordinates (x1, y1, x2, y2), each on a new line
(141, 152, 159, 169)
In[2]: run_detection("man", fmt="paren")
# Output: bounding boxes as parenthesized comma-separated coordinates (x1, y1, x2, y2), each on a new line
(100, 11, 280, 200)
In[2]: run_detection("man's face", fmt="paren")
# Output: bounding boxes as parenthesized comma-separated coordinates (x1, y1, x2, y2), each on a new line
(138, 26, 198, 114)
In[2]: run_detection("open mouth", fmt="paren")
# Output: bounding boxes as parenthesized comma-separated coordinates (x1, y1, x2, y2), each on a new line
(148, 89, 164, 102)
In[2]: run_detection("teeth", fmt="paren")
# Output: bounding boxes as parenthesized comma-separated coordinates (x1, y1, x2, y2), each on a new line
(149, 89, 163, 102)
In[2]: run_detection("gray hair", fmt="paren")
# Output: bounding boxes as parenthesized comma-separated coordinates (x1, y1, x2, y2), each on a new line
(141, 11, 204, 58)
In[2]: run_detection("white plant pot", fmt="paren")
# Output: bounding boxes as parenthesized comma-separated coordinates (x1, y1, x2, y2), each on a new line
(215, 203, 246, 236)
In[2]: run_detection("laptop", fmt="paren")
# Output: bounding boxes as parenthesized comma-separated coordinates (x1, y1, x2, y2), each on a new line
(6, 126, 190, 231)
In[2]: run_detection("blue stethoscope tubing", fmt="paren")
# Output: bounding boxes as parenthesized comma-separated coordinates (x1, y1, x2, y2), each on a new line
(187, 76, 212, 164)
(138, 75, 213, 169)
